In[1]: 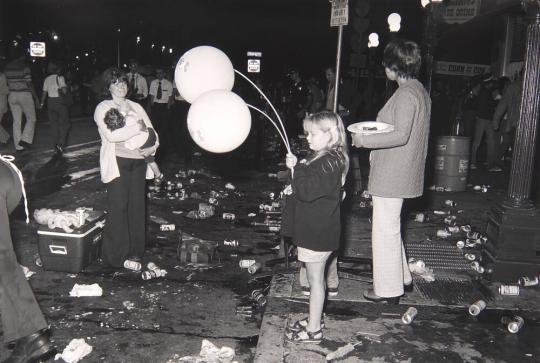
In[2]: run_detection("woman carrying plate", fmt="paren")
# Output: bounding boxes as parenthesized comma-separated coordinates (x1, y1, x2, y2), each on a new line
(351, 39, 431, 304)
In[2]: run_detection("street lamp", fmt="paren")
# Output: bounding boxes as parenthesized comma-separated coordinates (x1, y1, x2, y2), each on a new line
(368, 32, 379, 48)
(387, 13, 401, 32)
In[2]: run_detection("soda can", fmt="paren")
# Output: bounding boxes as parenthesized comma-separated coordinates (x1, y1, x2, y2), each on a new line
(456, 240, 465, 249)
(436, 229, 451, 238)
(435, 186, 445, 192)
(223, 212, 236, 220)
(464, 253, 476, 261)
(414, 213, 426, 222)
(460, 225, 472, 233)
(147, 262, 159, 271)
(247, 262, 262, 274)
(401, 307, 418, 325)
(467, 231, 481, 239)
(447, 226, 460, 233)
(498, 284, 520, 295)
(518, 276, 539, 287)
(208, 197, 219, 206)
(433, 210, 448, 215)
(210, 190, 220, 198)
(142, 269, 167, 280)
(444, 200, 456, 207)
(223, 239, 239, 247)
(444, 215, 457, 226)
(468, 300, 486, 316)
(251, 289, 267, 307)
(239, 259, 256, 268)
(124, 259, 142, 271)
(160, 224, 176, 231)
(501, 316, 524, 333)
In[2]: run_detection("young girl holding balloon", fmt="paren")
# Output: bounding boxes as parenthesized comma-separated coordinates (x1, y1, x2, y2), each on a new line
(284, 111, 349, 343)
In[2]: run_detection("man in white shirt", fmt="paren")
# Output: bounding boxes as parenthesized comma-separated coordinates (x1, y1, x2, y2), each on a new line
(149, 67, 173, 159)
(126, 59, 148, 106)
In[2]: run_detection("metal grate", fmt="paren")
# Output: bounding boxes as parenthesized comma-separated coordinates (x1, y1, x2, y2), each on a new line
(413, 277, 494, 304)
(405, 242, 471, 272)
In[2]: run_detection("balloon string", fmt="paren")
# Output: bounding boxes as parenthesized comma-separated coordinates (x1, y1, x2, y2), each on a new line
(234, 69, 291, 151)
(0, 154, 30, 224)
(247, 104, 291, 154)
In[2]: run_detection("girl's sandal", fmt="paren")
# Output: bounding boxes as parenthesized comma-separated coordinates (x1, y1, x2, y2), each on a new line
(286, 316, 325, 333)
(285, 327, 323, 344)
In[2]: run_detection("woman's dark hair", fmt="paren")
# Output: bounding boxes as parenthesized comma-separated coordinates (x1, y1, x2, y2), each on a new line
(382, 39, 422, 79)
(103, 108, 125, 131)
(101, 67, 127, 99)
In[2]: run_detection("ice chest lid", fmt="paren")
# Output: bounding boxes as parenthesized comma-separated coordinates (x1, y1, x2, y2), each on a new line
(37, 210, 106, 237)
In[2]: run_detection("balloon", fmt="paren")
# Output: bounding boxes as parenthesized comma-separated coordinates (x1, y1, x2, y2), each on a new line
(175, 46, 235, 103)
(187, 90, 251, 153)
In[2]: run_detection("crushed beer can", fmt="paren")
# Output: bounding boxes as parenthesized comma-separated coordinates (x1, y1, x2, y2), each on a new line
(251, 289, 267, 307)
(208, 197, 219, 206)
(456, 240, 465, 249)
(460, 225, 472, 233)
(225, 182, 235, 190)
(464, 253, 477, 261)
(447, 225, 460, 233)
(444, 200, 456, 207)
(239, 259, 256, 268)
(247, 262, 262, 274)
(444, 215, 457, 226)
(124, 259, 142, 271)
(223, 239, 239, 247)
(142, 268, 167, 280)
(222, 212, 236, 220)
(518, 275, 539, 287)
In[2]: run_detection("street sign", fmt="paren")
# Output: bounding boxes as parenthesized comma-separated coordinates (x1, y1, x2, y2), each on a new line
(435, 61, 490, 76)
(30, 41, 46, 57)
(330, 0, 349, 27)
(247, 51, 262, 57)
(247, 59, 260, 73)
(441, 0, 482, 24)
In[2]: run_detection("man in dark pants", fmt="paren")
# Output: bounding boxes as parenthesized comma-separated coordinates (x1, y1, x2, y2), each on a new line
(149, 68, 173, 161)
(0, 157, 54, 362)
(171, 82, 193, 166)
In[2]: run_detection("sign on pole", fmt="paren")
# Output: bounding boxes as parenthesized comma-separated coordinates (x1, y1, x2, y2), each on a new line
(247, 59, 260, 73)
(330, 0, 349, 27)
(441, 0, 482, 24)
(435, 61, 490, 76)
(29, 41, 46, 57)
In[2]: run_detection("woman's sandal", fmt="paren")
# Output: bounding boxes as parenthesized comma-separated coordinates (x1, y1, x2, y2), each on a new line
(286, 316, 325, 333)
(285, 326, 323, 344)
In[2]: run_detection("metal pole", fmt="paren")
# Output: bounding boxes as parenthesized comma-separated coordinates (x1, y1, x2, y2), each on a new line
(117, 39, 120, 68)
(333, 25, 343, 113)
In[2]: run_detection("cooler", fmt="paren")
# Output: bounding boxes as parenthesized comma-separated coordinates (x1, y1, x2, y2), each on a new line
(37, 211, 106, 273)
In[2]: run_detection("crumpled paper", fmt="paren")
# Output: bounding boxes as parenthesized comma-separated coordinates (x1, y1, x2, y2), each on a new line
(69, 283, 103, 297)
(34, 208, 89, 233)
(20, 265, 35, 279)
(168, 339, 237, 363)
(408, 260, 435, 282)
(54, 338, 93, 363)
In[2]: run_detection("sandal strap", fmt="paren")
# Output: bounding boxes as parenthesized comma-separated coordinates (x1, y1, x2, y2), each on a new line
(287, 316, 325, 332)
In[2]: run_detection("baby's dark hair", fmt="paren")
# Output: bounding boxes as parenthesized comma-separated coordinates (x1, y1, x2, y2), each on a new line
(104, 108, 125, 131)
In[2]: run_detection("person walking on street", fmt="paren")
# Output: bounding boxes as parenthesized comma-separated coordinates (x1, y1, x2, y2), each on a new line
(284, 111, 349, 344)
(351, 39, 431, 304)
(470, 77, 498, 170)
(0, 155, 55, 362)
(126, 59, 148, 106)
(4, 47, 40, 151)
(40, 62, 70, 155)
(94, 67, 158, 268)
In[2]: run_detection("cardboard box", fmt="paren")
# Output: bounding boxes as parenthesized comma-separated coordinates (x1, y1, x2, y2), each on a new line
(37, 211, 105, 273)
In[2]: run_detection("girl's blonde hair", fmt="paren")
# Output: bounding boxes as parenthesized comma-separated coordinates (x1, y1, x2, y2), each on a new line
(303, 111, 349, 185)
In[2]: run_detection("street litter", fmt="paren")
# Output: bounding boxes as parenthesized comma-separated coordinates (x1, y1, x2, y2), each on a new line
(325, 342, 361, 361)
(69, 283, 103, 297)
(225, 182, 236, 190)
(501, 315, 524, 333)
(124, 259, 142, 271)
(499, 284, 520, 295)
(142, 269, 168, 280)
(468, 300, 486, 316)
(239, 259, 256, 268)
(20, 264, 35, 279)
(54, 338, 93, 363)
(150, 215, 170, 225)
(402, 307, 418, 324)
(123, 301, 135, 310)
(247, 262, 262, 274)
(408, 260, 435, 281)
(169, 339, 237, 363)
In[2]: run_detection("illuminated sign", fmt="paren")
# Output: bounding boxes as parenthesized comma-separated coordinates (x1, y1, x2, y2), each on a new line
(247, 59, 260, 73)
(30, 42, 46, 57)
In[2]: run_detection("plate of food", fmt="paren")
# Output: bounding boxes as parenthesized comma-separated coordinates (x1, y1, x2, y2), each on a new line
(347, 121, 394, 134)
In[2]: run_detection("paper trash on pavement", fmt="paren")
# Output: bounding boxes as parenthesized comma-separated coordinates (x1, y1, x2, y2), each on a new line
(408, 261, 435, 282)
(168, 339, 237, 363)
(69, 283, 103, 297)
(54, 338, 93, 363)
(20, 265, 35, 279)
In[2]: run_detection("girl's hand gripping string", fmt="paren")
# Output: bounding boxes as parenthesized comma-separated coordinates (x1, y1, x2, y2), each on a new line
(285, 153, 298, 178)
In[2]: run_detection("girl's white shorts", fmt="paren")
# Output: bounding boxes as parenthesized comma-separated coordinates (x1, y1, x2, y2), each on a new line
(297, 247, 332, 263)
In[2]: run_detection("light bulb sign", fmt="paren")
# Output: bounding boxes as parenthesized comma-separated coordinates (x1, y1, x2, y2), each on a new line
(247, 59, 261, 73)
(330, 0, 349, 27)
(29, 42, 46, 57)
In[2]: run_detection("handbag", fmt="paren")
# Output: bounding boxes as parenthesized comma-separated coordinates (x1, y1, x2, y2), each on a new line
(56, 76, 74, 106)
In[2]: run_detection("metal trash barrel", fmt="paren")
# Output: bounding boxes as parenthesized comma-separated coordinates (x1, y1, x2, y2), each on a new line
(434, 136, 470, 192)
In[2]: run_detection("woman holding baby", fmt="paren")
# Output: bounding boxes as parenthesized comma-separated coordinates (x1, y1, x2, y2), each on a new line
(94, 67, 159, 269)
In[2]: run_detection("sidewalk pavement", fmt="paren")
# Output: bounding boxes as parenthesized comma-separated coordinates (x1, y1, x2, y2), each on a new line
(255, 165, 540, 362)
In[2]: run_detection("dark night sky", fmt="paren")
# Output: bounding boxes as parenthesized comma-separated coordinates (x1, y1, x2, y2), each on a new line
(1, 0, 428, 76)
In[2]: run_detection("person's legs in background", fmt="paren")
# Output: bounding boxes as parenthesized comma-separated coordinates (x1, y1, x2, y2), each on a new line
(19, 92, 36, 146)
(470, 117, 488, 168)
(8, 93, 24, 150)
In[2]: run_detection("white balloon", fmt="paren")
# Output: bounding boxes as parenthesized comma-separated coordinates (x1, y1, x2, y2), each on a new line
(187, 90, 251, 153)
(175, 46, 235, 103)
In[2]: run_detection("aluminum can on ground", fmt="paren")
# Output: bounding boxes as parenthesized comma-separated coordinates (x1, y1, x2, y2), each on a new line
(223, 239, 239, 247)
(402, 307, 418, 324)
(124, 259, 142, 271)
(160, 224, 176, 231)
(247, 262, 262, 274)
(223, 213, 236, 220)
(468, 300, 486, 316)
(142, 269, 167, 280)
(501, 316, 524, 333)
(518, 276, 539, 287)
(498, 284, 520, 295)
(239, 259, 256, 268)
